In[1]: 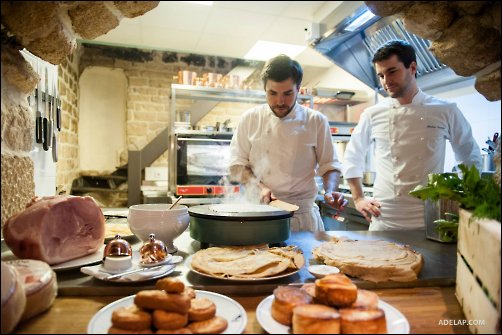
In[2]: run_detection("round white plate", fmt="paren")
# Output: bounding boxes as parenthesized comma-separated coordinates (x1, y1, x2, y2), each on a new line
(87, 290, 247, 334)
(256, 294, 410, 334)
(185, 255, 301, 282)
(1, 245, 105, 271)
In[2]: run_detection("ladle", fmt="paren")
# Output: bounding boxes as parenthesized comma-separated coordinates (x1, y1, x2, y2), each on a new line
(168, 196, 182, 210)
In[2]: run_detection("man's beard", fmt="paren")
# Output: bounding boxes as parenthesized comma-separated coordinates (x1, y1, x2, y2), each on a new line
(270, 103, 295, 117)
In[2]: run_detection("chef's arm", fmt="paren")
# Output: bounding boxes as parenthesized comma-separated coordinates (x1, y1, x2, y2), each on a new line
(322, 170, 348, 210)
(346, 177, 381, 222)
(229, 165, 275, 203)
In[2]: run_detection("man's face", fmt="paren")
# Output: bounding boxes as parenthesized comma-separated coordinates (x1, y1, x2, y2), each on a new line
(375, 54, 416, 99)
(265, 78, 299, 118)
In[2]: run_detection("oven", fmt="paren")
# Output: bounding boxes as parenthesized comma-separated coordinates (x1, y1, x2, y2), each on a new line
(169, 131, 240, 197)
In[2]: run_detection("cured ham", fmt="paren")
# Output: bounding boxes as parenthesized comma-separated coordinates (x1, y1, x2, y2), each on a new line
(3, 195, 105, 265)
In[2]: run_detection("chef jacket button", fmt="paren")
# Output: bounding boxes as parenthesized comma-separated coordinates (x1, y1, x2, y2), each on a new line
(420, 117, 424, 121)
(420, 137, 424, 141)
(397, 191, 401, 196)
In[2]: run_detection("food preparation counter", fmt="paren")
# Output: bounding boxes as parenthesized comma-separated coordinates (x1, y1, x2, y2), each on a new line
(8, 230, 468, 334)
(52, 229, 457, 296)
(12, 287, 469, 334)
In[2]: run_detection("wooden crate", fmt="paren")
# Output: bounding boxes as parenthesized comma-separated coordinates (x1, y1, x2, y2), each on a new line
(455, 208, 501, 333)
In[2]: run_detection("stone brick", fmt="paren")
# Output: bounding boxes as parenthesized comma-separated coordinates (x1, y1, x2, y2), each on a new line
(1, 46, 40, 94)
(127, 122, 149, 136)
(68, 2, 119, 40)
(27, 21, 77, 65)
(1, 103, 34, 152)
(1, 154, 35, 228)
(113, 1, 159, 18)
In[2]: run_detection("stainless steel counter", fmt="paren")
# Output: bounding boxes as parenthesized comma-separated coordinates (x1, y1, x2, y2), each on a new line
(49, 229, 456, 297)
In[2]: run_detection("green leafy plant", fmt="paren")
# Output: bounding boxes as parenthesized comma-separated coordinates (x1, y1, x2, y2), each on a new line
(433, 212, 459, 243)
(409, 164, 501, 222)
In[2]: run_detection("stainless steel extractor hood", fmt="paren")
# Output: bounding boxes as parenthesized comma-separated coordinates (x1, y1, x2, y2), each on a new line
(311, 3, 473, 95)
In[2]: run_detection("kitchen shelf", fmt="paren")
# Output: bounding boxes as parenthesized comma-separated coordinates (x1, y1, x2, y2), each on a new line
(171, 84, 314, 106)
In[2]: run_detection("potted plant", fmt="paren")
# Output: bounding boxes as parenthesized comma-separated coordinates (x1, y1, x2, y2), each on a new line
(410, 162, 501, 333)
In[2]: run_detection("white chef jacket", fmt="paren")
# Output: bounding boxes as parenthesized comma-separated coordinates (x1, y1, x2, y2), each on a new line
(230, 103, 343, 232)
(343, 90, 482, 230)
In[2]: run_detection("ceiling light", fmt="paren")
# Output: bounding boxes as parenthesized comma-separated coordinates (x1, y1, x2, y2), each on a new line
(181, 1, 213, 5)
(244, 41, 306, 61)
(344, 9, 376, 32)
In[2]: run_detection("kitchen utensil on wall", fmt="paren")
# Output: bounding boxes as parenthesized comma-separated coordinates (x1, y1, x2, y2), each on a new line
(485, 138, 496, 151)
(56, 83, 61, 131)
(42, 67, 49, 151)
(35, 64, 43, 143)
(52, 82, 58, 162)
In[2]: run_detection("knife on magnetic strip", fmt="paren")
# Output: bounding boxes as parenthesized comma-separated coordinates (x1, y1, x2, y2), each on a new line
(42, 67, 50, 151)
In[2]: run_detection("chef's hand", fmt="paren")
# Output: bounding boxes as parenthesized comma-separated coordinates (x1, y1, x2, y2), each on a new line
(259, 185, 276, 204)
(354, 198, 381, 222)
(324, 192, 349, 211)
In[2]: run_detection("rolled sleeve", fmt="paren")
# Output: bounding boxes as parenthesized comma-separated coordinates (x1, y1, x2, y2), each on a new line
(317, 114, 343, 176)
(343, 112, 372, 178)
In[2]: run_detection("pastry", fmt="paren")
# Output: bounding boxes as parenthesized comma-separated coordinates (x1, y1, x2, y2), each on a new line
(315, 273, 357, 307)
(153, 310, 188, 330)
(182, 287, 196, 300)
(313, 238, 423, 282)
(156, 278, 185, 294)
(187, 316, 228, 334)
(271, 286, 313, 326)
(188, 298, 216, 321)
(351, 289, 379, 309)
(292, 304, 340, 334)
(339, 307, 387, 334)
(111, 305, 152, 331)
(134, 290, 190, 314)
(108, 326, 154, 334)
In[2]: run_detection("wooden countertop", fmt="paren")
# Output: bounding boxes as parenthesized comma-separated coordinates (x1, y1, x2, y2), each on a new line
(13, 286, 469, 334)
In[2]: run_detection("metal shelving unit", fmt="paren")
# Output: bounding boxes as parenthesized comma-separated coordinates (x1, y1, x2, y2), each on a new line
(168, 84, 315, 200)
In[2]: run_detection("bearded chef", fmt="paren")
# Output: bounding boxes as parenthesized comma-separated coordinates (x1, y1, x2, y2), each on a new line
(229, 54, 348, 232)
(343, 40, 482, 230)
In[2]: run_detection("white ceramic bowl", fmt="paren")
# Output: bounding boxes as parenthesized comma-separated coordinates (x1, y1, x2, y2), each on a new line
(128, 204, 189, 253)
(308, 264, 340, 279)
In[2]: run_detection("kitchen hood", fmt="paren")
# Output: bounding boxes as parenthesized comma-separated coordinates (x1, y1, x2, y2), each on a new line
(311, 3, 473, 96)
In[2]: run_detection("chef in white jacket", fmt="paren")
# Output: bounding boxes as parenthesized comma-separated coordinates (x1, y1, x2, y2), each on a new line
(229, 54, 348, 232)
(344, 40, 482, 230)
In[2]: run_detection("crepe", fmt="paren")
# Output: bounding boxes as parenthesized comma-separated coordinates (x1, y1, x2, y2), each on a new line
(190, 245, 305, 279)
(313, 238, 423, 283)
(105, 223, 133, 240)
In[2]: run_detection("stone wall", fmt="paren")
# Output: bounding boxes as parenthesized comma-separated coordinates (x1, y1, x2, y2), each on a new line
(79, 44, 263, 168)
(57, 49, 81, 194)
(0, 1, 160, 226)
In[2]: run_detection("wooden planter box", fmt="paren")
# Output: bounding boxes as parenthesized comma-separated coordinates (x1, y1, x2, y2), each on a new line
(455, 208, 501, 333)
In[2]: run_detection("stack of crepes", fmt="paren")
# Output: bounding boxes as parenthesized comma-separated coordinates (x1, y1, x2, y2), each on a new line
(190, 245, 305, 279)
(313, 237, 424, 283)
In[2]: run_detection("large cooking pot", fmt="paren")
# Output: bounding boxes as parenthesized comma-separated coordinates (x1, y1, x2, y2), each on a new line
(188, 204, 292, 246)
